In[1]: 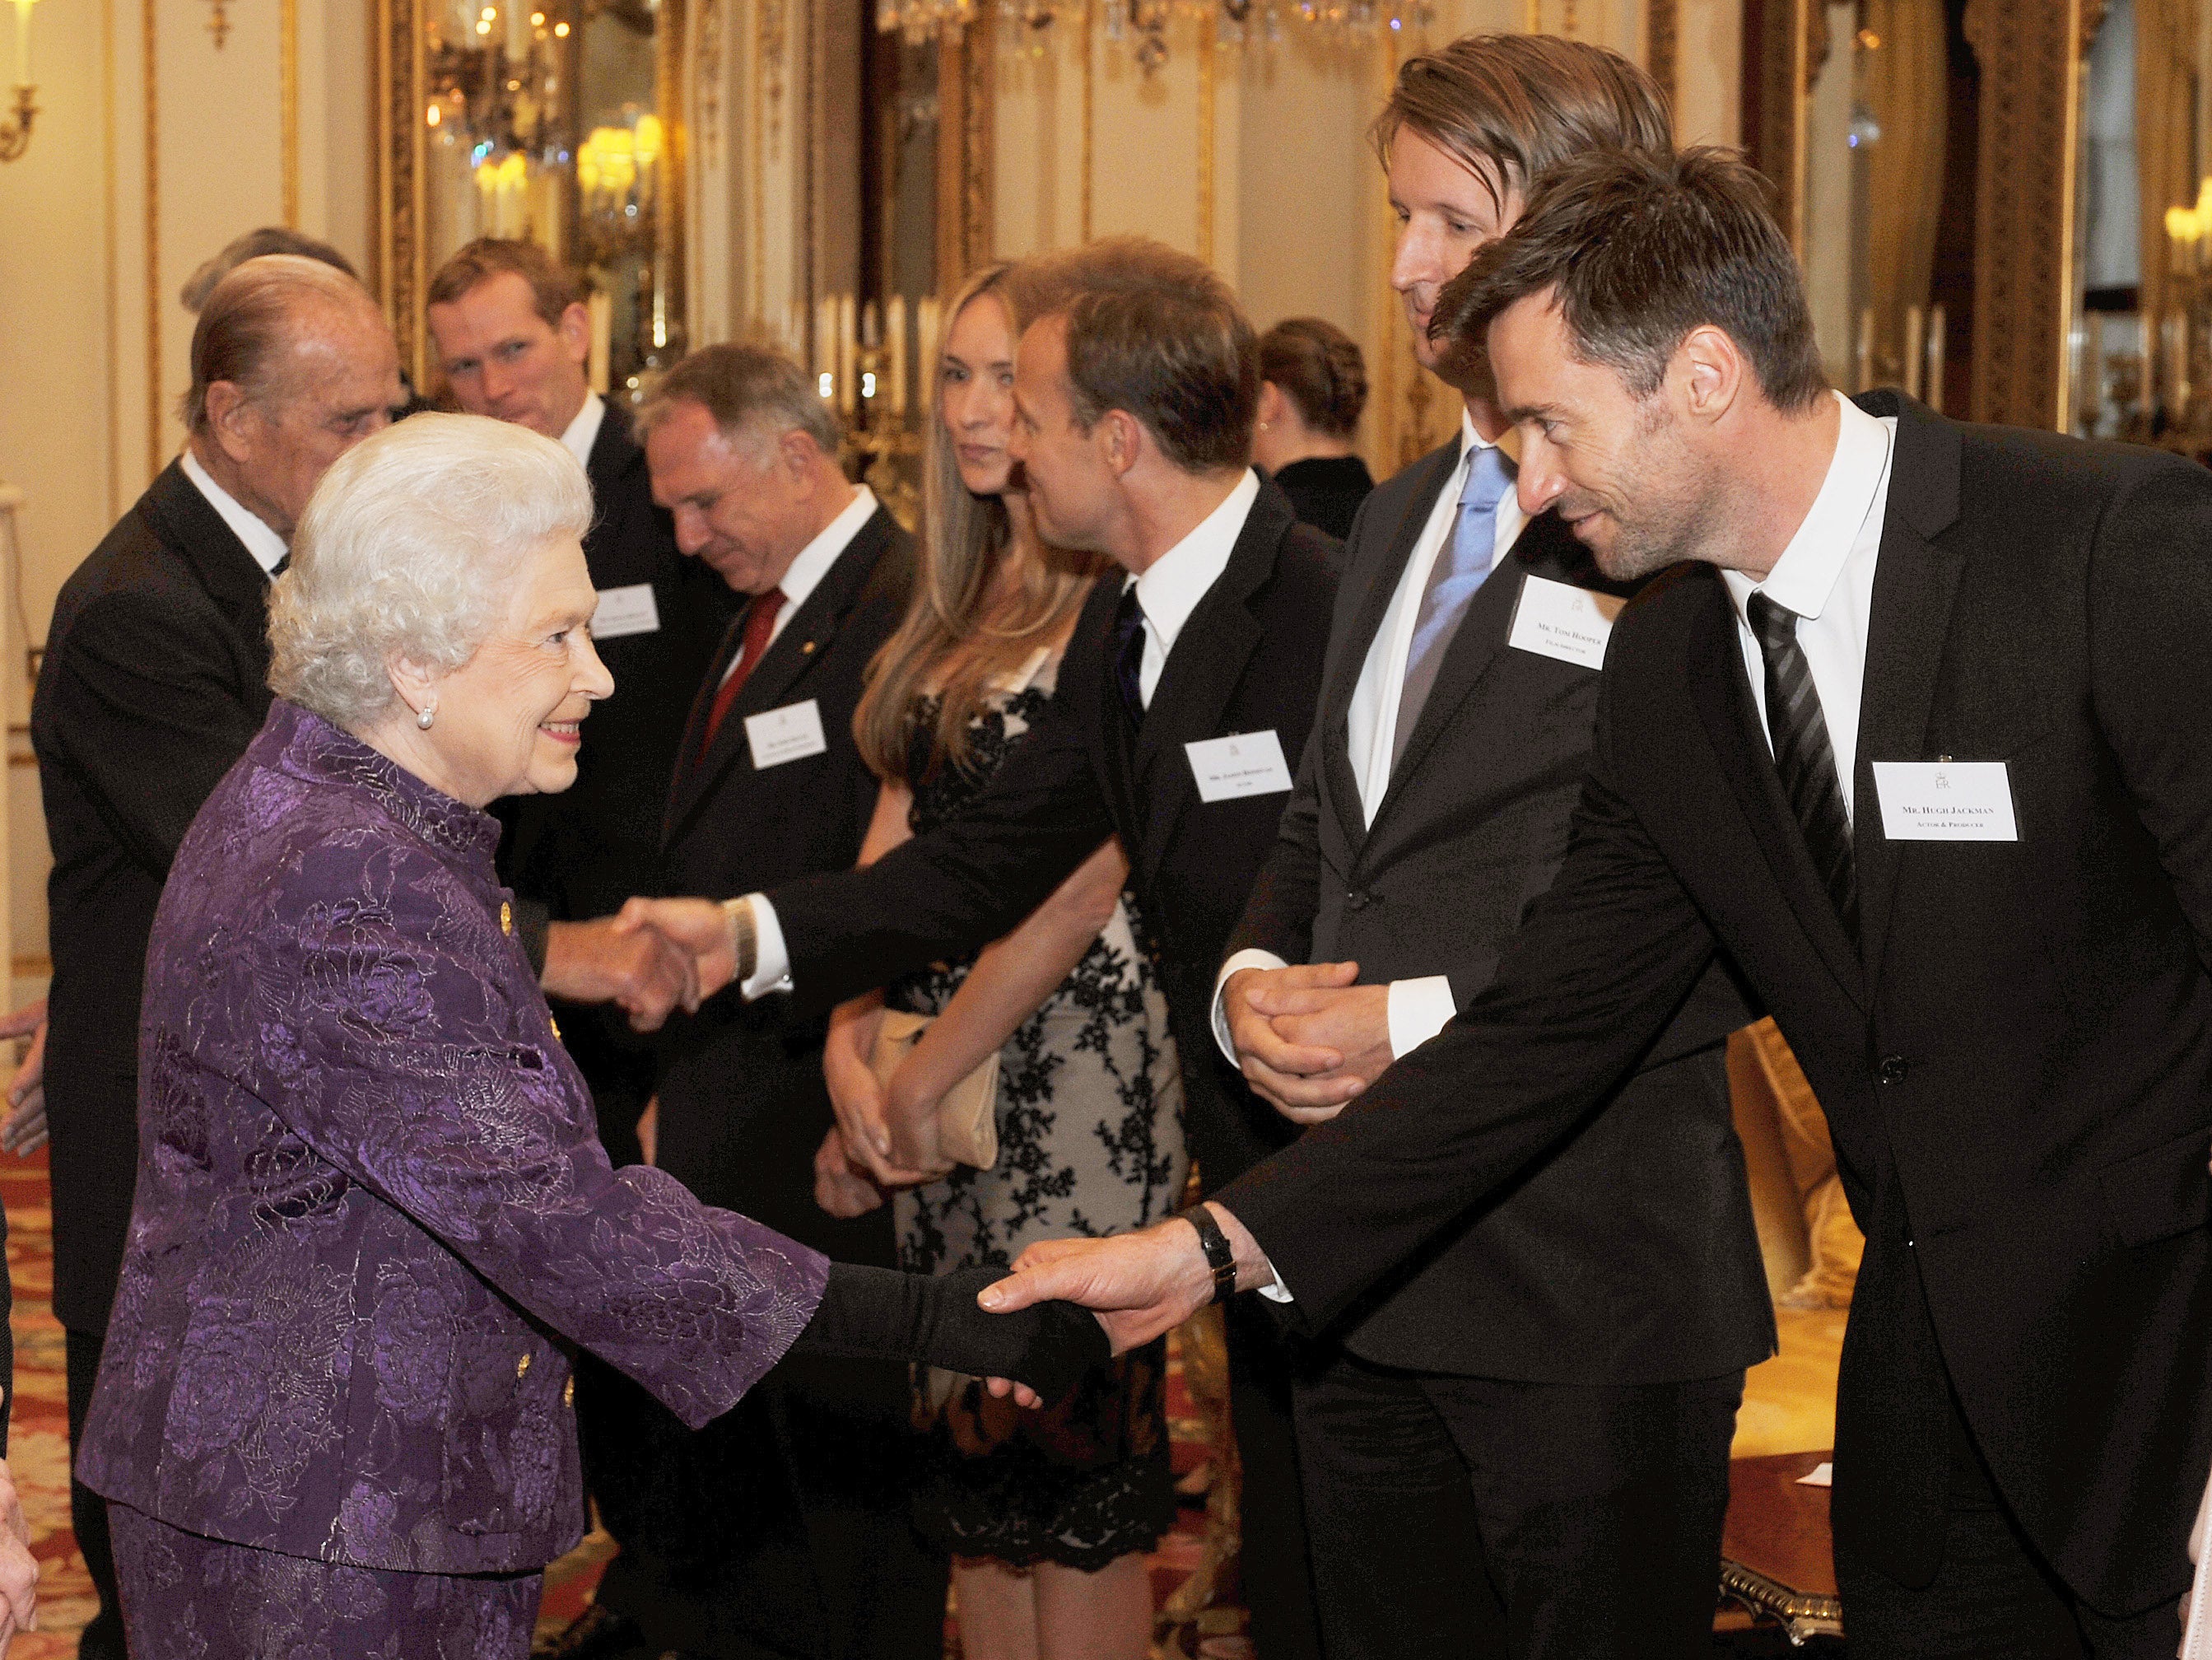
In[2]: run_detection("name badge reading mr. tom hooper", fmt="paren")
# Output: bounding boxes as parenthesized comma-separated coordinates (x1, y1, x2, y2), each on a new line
(745, 700, 828, 770)
(1185, 730, 1294, 803)
(1870, 761, 2019, 842)
(1506, 575, 1627, 670)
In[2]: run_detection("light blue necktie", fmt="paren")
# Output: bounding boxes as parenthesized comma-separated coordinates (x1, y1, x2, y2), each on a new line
(1392, 444, 1516, 767)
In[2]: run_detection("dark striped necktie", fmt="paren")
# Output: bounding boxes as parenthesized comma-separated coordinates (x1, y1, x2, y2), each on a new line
(1746, 590, 1859, 944)
(1109, 582, 1147, 730)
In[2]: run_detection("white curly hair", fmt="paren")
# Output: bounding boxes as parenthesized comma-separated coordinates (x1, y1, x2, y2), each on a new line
(268, 411, 594, 727)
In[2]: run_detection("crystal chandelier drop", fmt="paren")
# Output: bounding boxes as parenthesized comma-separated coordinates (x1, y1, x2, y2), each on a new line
(877, 0, 1435, 70)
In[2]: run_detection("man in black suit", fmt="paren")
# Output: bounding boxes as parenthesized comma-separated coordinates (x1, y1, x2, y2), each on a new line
(426, 240, 733, 1660)
(989, 147, 2212, 1659)
(626, 240, 1336, 1660)
(32, 255, 402, 1660)
(1209, 37, 1767, 1660)
(574, 343, 940, 1660)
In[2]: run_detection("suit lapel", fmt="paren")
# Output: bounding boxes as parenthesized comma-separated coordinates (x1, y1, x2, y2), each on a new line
(141, 460, 276, 664)
(1128, 487, 1286, 893)
(662, 509, 893, 846)
(1849, 394, 1967, 982)
(1371, 512, 1580, 814)
(1319, 441, 1460, 855)
(1685, 579, 1870, 1008)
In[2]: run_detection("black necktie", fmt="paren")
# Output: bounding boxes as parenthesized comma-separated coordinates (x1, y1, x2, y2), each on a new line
(1109, 583, 1147, 730)
(1746, 590, 1859, 943)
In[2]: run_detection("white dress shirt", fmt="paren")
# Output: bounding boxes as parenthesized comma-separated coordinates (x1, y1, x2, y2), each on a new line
(719, 485, 878, 694)
(1213, 410, 1526, 1064)
(1719, 392, 1898, 825)
(179, 447, 288, 576)
(558, 390, 608, 472)
(1125, 469, 1261, 706)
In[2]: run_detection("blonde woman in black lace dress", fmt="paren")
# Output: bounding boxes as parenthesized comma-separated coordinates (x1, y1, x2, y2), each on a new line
(817, 263, 1187, 1660)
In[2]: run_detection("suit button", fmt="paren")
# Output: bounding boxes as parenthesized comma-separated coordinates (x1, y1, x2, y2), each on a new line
(563, 1376, 575, 1409)
(1878, 1055, 1910, 1085)
(516, 1352, 533, 1379)
(1344, 890, 1371, 911)
(500, 902, 514, 936)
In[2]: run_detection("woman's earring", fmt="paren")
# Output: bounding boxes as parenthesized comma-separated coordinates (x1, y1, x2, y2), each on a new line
(417, 703, 436, 730)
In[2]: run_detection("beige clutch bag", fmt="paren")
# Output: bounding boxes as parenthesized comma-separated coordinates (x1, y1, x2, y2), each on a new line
(869, 1008, 1001, 1171)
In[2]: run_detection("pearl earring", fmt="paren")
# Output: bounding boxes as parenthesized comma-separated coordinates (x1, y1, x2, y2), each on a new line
(417, 704, 435, 730)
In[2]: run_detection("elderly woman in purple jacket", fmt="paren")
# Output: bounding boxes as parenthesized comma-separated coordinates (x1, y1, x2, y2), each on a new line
(74, 413, 1101, 1658)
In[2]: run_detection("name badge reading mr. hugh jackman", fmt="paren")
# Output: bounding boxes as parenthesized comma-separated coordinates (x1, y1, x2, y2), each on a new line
(1870, 761, 2019, 842)
(1185, 730, 1294, 803)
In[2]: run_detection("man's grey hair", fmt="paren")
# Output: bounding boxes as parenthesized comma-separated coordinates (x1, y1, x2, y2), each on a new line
(634, 342, 841, 460)
(268, 413, 593, 728)
(180, 255, 383, 435)
(179, 226, 358, 313)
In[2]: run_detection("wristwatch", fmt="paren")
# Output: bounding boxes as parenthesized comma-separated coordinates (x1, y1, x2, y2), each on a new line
(719, 896, 758, 989)
(1179, 1203, 1239, 1305)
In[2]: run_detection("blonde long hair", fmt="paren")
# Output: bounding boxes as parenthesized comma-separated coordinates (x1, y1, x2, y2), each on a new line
(854, 263, 1106, 782)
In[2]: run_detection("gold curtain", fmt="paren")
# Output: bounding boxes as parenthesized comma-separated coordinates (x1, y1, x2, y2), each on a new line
(1860, 0, 1950, 372)
(2135, 0, 2201, 330)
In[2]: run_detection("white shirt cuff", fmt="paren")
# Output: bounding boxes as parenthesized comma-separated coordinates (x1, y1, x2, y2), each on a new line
(739, 894, 794, 1000)
(1212, 949, 1291, 1063)
(1256, 1264, 1293, 1303)
(1386, 975, 1456, 1058)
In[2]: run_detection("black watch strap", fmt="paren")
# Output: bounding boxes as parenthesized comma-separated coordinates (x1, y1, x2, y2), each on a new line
(1180, 1204, 1238, 1305)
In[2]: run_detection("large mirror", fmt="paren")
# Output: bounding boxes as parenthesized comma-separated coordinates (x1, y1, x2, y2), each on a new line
(1750, 0, 2124, 436)
(2065, 0, 2212, 457)
(375, 0, 689, 403)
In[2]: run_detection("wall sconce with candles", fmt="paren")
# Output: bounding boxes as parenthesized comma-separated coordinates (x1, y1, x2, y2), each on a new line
(1, 0, 41, 165)
(755, 292, 942, 530)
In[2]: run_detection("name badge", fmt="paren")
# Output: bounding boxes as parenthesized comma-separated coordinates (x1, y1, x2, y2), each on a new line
(1871, 761, 2019, 842)
(1185, 730, 1293, 803)
(1506, 575, 1626, 670)
(591, 582, 662, 640)
(745, 700, 828, 770)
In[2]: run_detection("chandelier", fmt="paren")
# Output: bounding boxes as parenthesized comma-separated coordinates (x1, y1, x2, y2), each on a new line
(876, 0, 1436, 72)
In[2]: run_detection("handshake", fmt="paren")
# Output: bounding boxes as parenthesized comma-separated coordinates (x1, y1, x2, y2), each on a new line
(537, 898, 749, 1031)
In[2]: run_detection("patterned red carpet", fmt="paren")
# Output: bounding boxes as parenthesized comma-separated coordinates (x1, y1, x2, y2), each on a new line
(0, 1147, 1244, 1658)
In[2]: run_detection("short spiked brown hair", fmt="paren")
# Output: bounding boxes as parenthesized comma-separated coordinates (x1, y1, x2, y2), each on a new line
(1015, 236, 1258, 473)
(1435, 146, 1829, 413)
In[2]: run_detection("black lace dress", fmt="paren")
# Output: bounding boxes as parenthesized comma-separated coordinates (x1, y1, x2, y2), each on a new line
(888, 653, 1188, 1569)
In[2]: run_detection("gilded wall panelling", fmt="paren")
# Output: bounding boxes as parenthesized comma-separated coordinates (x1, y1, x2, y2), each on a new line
(1646, 0, 1677, 105)
(142, 0, 160, 477)
(1963, 0, 2082, 428)
(282, 0, 300, 224)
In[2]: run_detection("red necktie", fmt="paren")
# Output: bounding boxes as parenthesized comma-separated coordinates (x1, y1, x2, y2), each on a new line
(693, 589, 786, 769)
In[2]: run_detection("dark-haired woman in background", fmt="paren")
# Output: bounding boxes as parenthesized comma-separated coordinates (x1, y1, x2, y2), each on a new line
(1253, 316, 1374, 540)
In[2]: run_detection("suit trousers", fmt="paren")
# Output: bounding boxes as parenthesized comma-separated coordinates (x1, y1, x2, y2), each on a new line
(1225, 1299, 1325, 1660)
(68, 1326, 128, 1660)
(1835, 1385, 2182, 1660)
(1289, 1346, 1741, 1660)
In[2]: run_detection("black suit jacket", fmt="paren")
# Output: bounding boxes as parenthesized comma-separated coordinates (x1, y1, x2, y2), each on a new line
(1229, 441, 1768, 1382)
(653, 504, 914, 1261)
(503, 401, 739, 933)
(32, 459, 276, 1332)
(1220, 393, 2212, 1614)
(767, 479, 1339, 1189)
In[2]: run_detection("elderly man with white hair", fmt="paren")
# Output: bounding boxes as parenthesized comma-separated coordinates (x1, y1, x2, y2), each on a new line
(30, 251, 403, 1659)
(69, 412, 1106, 1659)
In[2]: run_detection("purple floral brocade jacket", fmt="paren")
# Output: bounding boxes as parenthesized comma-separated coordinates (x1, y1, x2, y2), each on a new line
(77, 701, 828, 1574)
